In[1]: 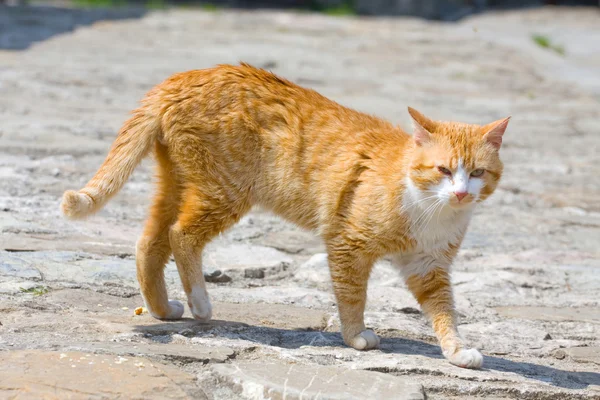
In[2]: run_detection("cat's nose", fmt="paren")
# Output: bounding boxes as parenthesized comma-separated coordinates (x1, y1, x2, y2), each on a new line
(455, 191, 468, 201)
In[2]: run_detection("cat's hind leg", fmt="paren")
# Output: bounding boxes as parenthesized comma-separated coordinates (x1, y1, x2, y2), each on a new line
(327, 245, 379, 350)
(136, 143, 184, 320)
(169, 184, 250, 321)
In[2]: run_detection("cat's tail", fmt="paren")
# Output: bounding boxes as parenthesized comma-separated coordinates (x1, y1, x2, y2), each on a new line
(61, 108, 160, 219)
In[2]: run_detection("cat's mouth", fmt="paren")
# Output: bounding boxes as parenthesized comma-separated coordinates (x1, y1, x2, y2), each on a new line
(448, 196, 476, 209)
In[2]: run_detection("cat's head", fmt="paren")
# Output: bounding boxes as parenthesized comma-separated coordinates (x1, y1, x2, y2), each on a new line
(405, 107, 509, 210)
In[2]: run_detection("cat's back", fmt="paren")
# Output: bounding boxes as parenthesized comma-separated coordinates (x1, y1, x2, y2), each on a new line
(156, 63, 324, 111)
(156, 63, 410, 158)
(153, 64, 348, 147)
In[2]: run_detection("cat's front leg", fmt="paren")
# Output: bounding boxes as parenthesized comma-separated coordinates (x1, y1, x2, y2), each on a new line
(327, 249, 380, 350)
(405, 267, 483, 369)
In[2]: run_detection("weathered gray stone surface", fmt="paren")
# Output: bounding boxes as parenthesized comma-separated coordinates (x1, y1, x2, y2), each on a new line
(0, 350, 202, 399)
(1, 4, 599, 400)
(205, 361, 425, 399)
(67, 341, 236, 364)
(564, 347, 600, 366)
(204, 243, 294, 279)
(496, 306, 600, 323)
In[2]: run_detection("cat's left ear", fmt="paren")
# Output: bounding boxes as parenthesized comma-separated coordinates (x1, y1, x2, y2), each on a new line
(482, 116, 511, 150)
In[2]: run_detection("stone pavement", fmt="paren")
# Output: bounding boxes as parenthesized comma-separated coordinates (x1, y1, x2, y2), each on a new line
(1, 4, 599, 399)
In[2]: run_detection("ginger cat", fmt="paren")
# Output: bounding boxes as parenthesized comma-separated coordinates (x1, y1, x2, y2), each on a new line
(61, 63, 509, 369)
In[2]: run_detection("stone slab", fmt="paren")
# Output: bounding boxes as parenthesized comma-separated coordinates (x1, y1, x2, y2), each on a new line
(209, 361, 425, 400)
(67, 341, 235, 364)
(0, 245, 294, 288)
(0, 252, 43, 280)
(0, 250, 142, 287)
(204, 244, 294, 279)
(294, 253, 330, 283)
(565, 347, 600, 365)
(257, 229, 325, 255)
(495, 306, 600, 323)
(214, 302, 330, 331)
(0, 350, 201, 400)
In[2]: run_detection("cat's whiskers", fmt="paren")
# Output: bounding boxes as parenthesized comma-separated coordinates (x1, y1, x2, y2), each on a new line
(408, 198, 438, 226)
(411, 198, 442, 233)
(417, 201, 443, 233)
(400, 194, 439, 212)
(435, 197, 446, 226)
(421, 199, 446, 234)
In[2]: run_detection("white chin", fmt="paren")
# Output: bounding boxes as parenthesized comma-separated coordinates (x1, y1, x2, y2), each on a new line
(450, 202, 474, 209)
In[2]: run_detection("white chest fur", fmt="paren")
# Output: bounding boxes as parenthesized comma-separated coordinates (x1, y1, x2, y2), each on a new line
(394, 180, 473, 277)
(408, 206, 471, 252)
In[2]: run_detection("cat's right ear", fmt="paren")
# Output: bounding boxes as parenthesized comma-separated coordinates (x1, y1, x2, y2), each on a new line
(408, 107, 432, 146)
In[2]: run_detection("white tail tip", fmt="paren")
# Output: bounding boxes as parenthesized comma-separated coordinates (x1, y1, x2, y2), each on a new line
(61, 190, 94, 219)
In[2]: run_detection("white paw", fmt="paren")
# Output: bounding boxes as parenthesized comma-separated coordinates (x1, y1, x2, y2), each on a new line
(147, 299, 184, 320)
(349, 330, 380, 350)
(447, 348, 483, 369)
(165, 300, 185, 319)
(188, 286, 212, 322)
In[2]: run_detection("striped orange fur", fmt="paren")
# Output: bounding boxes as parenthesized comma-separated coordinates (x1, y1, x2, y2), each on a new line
(61, 63, 509, 368)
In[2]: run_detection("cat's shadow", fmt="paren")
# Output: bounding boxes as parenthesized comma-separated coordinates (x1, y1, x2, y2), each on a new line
(133, 318, 600, 390)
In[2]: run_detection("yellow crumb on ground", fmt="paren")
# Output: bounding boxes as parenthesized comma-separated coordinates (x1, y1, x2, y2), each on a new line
(134, 307, 148, 315)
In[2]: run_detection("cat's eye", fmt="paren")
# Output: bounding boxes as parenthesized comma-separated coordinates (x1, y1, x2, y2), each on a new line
(437, 166, 452, 176)
(471, 169, 485, 177)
